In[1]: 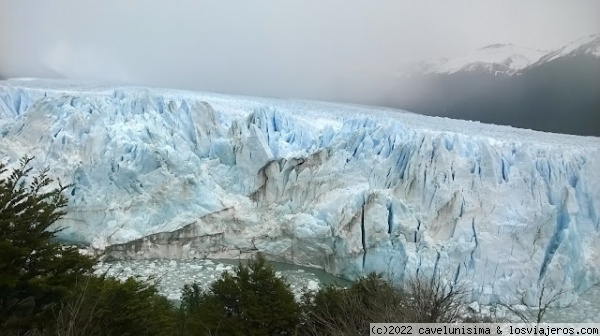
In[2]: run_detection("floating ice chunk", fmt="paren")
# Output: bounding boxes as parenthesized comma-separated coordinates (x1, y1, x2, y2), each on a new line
(306, 280, 320, 292)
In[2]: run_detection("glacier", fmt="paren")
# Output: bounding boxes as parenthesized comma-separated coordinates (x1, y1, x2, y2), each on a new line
(1, 78, 599, 305)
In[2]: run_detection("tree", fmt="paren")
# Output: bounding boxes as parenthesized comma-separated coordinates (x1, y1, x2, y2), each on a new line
(179, 253, 301, 336)
(498, 278, 570, 324)
(301, 273, 407, 336)
(0, 157, 96, 334)
(300, 272, 472, 335)
(403, 272, 466, 323)
(53, 275, 176, 336)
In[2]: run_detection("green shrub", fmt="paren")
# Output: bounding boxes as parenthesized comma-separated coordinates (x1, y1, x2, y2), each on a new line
(53, 275, 176, 336)
(300, 273, 407, 336)
(300, 272, 471, 335)
(179, 253, 301, 336)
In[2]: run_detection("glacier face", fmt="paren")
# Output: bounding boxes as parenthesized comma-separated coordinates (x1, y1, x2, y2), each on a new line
(1, 79, 599, 305)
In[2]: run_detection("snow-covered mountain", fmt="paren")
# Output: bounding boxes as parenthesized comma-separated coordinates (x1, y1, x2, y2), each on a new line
(408, 34, 600, 77)
(1, 79, 599, 305)
(528, 34, 600, 68)
(394, 34, 600, 136)
(414, 44, 548, 76)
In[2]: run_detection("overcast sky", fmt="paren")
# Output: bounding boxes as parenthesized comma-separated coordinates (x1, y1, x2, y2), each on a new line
(1, 0, 598, 101)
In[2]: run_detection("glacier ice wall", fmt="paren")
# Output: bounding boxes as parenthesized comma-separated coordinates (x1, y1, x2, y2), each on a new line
(1, 79, 599, 305)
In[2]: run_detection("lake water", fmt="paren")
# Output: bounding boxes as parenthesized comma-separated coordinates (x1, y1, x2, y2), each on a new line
(94, 258, 599, 322)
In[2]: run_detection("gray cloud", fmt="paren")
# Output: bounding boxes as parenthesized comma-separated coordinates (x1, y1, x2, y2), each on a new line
(1, 0, 599, 102)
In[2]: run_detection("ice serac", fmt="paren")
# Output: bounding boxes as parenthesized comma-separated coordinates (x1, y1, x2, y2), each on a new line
(1, 79, 599, 305)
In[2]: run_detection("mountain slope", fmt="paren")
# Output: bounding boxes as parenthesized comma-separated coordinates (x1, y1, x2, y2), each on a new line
(1, 79, 599, 305)
(413, 43, 548, 76)
(529, 34, 600, 67)
(394, 34, 600, 136)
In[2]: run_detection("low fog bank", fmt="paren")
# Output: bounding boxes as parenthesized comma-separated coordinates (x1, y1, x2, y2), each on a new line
(387, 56, 600, 137)
(1, 1, 599, 136)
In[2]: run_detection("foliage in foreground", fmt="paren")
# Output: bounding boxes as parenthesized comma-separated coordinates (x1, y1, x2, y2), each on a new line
(50, 275, 176, 336)
(178, 257, 476, 336)
(179, 253, 301, 336)
(0, 158, 95, 334)
(300, 272, 469, 336)
(0, 158, 175, 336)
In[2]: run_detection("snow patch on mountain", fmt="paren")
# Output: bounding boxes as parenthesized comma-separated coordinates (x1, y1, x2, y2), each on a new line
(414, 44, 548, 76)
(1, 79, 600, 306)
(530, 34, 600, 66)
(406, 34, 600, 77)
